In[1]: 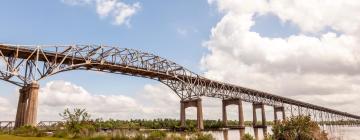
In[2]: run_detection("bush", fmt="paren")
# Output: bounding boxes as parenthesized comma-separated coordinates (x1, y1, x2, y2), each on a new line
(59, 108, 95, 138)
(53, 129, 71, 138)
(168, 134, 185, 140)
(0, 129, 5, 134)
(190, 133, 215, 140)
(133, 134, 146, 140)
(12, 125, 40, 137)
(241, 133, 255, 140)
(272, 115, 328, 140)
(111, 134, 132, 140)
(147, 131, 167, 140)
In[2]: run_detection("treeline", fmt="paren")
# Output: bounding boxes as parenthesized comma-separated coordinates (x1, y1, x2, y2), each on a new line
(10, 108, 217, 140)
(90, 118, 275, 131)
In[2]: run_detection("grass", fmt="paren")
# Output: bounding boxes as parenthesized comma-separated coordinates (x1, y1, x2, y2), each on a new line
(0, 134, 68, 140)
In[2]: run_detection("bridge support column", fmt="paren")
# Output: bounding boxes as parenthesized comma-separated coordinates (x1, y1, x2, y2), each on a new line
(222, 98, 244, 129)
(274, 106, 285, 123)
(253, 102, 267, 137)
(180, 98, 204, 130)
(15, 83, 39, 128)
(15, 88, 27, 127)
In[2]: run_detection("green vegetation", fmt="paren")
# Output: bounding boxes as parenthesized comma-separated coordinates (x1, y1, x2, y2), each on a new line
(189, 133, 215, 140)
(91, 118, 273, 131)
(271, 115, 328, 140)
(3, 108, 215, 140)
(1, 109, 333, 140)
(241, 133, 255, 140)
(0, 135, 64, 140)
(59, 108, 95, 138)
(12, 125, 42, 137)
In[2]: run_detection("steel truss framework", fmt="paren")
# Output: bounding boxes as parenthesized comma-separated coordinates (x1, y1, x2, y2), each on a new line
(1, 44, 360, 123)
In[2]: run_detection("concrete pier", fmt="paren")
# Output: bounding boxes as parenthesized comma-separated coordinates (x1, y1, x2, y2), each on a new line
(15, 83, 39, 127)
(222, 98, 244, 128)
(274, 106, 285, 123)
(180, 98, 204, 130)
(252, 102, 267, 137)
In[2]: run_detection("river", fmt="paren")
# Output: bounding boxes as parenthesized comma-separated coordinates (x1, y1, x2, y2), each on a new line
(205, 126, 360, 140)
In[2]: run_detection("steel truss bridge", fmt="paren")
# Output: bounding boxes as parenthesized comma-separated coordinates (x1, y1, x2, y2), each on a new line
(0, 44, 359, 130)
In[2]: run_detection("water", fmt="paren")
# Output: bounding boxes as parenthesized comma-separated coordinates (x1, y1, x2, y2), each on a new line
(205, 127, 271, 140)
(205, 126, 360, 140)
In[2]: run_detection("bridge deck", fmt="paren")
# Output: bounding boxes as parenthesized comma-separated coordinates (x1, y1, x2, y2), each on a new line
(1, 44, 359, 120)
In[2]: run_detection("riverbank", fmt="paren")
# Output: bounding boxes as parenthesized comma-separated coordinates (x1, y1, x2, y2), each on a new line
(0, 135, 64, 140)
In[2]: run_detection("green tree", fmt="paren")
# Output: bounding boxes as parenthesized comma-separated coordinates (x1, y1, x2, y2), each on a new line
(59, 108, 94, 137)
(272, 115, 328, 140)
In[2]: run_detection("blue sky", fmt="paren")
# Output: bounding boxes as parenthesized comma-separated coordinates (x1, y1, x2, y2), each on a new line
(0, 0, 301, 96)
(0, 0, 222, 96)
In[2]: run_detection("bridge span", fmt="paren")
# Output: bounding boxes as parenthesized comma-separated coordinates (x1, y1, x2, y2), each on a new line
(0, 44, 359, 131)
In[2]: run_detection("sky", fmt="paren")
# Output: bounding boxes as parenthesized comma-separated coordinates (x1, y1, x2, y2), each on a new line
(1, 0, 360, 124)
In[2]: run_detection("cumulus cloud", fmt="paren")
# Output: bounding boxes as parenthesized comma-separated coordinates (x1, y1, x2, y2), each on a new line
(1, 81, 179, 121)
(0, 97, 11, 112)
(210, 0, 360, 34)
(0, 96, 17, 120)
(0, 80, 245, 121)
(203, 0, 360, 115)
(61, 0, 141, 26)
(61, 0, 92, 6)
(37, 81, 177, 120)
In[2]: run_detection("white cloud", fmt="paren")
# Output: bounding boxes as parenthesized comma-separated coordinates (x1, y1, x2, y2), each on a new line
(176, 27, 199, 37)
(210, 0, 360, 35)
(0, 80, 246, 121)
(269, 0, 360, 34)
(203, 0, 360, 115)
(35, 81, 248, 120)
(1, 81, 178, 121)
(111, 2, 140, 26)
(0, 96, 16, 120)
(61, 0, 92, 6)
(96, 0, 116, 17)
(0, 97, 11, 112)
(62, 0, 141, 26)
(176, 28, 188, 36)
(38, 81, 173, 120)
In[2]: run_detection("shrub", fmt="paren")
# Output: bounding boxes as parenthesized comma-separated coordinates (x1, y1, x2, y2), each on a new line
(59, 108, 95, 138)
(53, 129, 70, 138)
(111, 134, 132, 140)
(12, 125, 40, 137)
(241, 133, 255, 140)
(264, 134, 274, 140)
(190, 133, 215, 140)
(133, 134, 146, 140)
(272, 115, 328, 140)
(147, 131, 167, 140)
(0, 129, 5, 134)
(168, 134, 185, 140)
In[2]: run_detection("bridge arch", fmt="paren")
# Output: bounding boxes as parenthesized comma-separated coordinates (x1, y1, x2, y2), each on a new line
(0, 45, 203, 99)
(1, 44, 359, 130)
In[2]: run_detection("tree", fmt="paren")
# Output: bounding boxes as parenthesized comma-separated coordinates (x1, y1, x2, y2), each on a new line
(272, 115, 328, 140)
(59, 108, 93, 137)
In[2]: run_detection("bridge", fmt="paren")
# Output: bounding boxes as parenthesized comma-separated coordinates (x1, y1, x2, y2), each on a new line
(0, 44, 359, 133)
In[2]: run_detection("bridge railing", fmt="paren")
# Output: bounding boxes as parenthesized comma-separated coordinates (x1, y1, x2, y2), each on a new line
(0, 121, 14, 133)
(0, 121, 64, 131)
